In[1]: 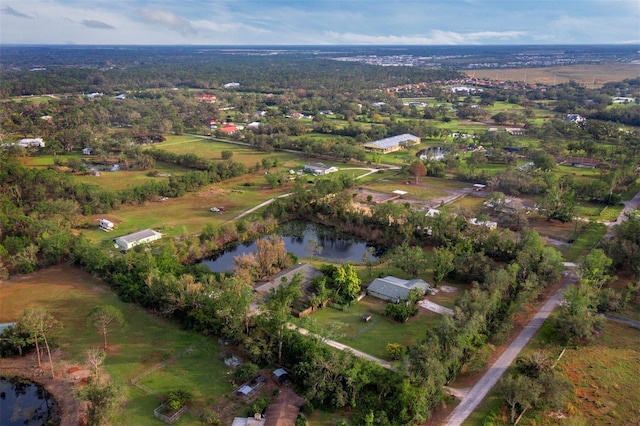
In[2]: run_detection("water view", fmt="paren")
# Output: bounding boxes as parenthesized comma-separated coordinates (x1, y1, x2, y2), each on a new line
(0, 377, 60, 426)
(202, 222, 383, 273)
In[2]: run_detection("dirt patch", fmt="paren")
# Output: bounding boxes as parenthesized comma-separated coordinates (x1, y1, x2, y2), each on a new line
(0, 350, 87, 426)
(197, 188, 230, 197)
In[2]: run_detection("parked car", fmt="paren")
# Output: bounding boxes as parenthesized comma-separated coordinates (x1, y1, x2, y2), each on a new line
(210, 207, 221, 213)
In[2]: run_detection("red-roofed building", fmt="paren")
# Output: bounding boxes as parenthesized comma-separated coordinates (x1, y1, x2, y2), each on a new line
(218, 124, 238, 134)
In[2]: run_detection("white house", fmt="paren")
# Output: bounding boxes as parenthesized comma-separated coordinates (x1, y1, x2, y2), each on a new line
(303, 162, 338, 175)
(113, 229, 161, 251)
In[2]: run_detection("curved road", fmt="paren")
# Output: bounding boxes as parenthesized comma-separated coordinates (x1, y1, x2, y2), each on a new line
(444, 274, 575, 426)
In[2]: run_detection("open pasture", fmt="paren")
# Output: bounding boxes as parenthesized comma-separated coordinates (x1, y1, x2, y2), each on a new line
(307, 296, 441, 360)
(0, 265, 231, 425)
(156, 136, 300, 168)
(466, 64, 640, 87)
(84, 172, 291, 240)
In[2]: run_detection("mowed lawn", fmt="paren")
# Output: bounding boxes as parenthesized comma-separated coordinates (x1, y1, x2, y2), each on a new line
(0, 265, 233, 426)
(308, 296, 442, 360)
(155, 136, 300, 168)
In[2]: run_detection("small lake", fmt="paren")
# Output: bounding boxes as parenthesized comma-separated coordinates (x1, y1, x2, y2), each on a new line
(202, 222, 383, 273)
(0, 377, 60, 426)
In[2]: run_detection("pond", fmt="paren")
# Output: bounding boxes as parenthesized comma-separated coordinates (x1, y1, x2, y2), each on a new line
(202, 222, 384, 273)
(0, 377, 60, 426)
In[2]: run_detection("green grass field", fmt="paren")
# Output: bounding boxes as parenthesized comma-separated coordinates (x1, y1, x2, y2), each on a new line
(305, 296, 441, 360)
(83, 172, 290, 240)
(155, 136, 300, 168)
(0, 265, 233, 426)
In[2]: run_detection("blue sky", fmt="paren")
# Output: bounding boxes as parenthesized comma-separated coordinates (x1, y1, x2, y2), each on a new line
(1, 0, 639, 45)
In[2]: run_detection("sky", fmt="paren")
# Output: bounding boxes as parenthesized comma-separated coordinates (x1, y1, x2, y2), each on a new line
(1, 0, 639, 45)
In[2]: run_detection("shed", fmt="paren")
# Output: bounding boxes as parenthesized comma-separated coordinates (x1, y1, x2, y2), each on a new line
(367, 276, 430, 303)
(113, 229, 162, 251)
(272, 368, 291, 385)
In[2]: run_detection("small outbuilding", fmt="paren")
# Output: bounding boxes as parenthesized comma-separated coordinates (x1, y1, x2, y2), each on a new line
(272, 368, 291, 385)
(113, 229, 162, 251)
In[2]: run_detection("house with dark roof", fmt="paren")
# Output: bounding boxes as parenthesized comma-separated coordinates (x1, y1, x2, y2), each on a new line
(363, 134, 420, 154)
(367, 276, 430, 303)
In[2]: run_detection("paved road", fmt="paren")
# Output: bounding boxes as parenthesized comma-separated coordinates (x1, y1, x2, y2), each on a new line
(604, 313, 640, 329)
(444, 274, 575, 426)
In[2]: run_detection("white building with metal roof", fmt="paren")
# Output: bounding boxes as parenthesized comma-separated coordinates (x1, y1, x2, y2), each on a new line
(114, 229, 162, 251)
(363, 134, 420, 154)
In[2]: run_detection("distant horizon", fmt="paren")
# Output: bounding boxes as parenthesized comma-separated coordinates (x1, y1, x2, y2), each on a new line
(2, 42, 639, 47)
(1, 1, 638, 46)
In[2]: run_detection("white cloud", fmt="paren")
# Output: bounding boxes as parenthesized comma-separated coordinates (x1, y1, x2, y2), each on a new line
(134, 8, 197, 36)
(323, 30, 526, 45)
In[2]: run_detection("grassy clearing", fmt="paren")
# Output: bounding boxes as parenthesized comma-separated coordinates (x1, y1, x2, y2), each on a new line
(305, 296, 441, 360)
(362, 180, 449, 199)
(154, 137, 300, 168)
(562, 222, 607, 262)
(83, 172, 290, 240)
(466, 64, 640, 87)
(74, 162, 192, 191)
(0, 265, 232, 426)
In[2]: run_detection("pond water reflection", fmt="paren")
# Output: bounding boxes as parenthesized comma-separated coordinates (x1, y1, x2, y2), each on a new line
(0, 377, 60, 426)
(202, 222, 384, 273)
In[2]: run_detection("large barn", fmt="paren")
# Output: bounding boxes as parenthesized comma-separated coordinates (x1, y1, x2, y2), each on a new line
(363, 134, 420, 154)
